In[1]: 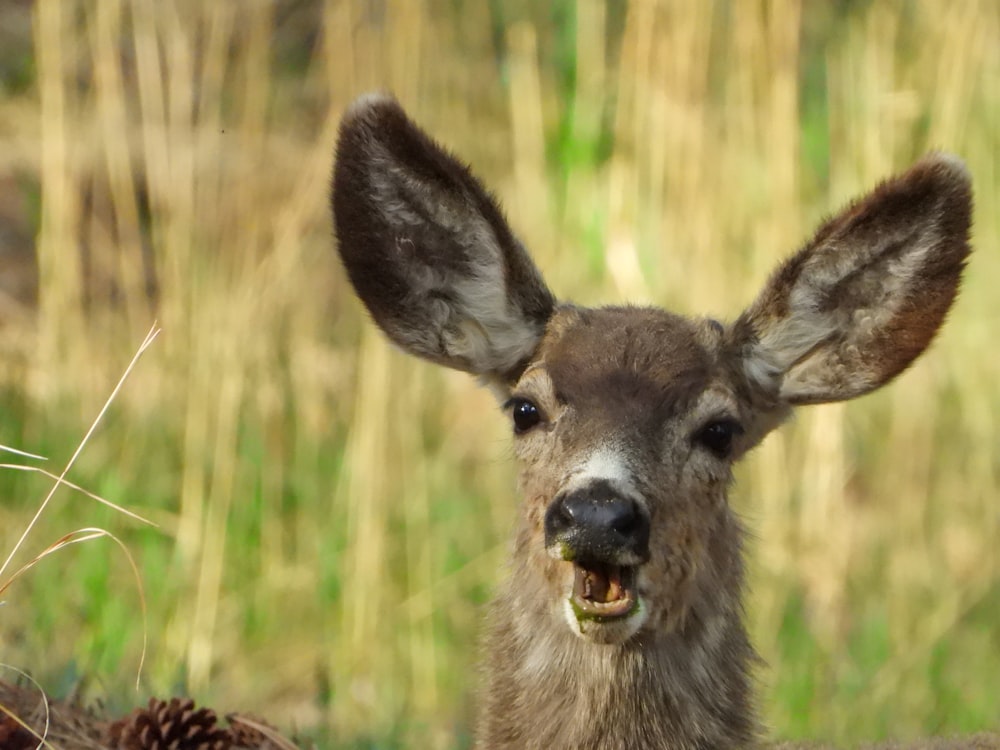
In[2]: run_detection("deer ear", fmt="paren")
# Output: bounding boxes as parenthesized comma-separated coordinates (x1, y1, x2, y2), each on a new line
(332, 94, 555, 383)
(735, 154, 972, 405)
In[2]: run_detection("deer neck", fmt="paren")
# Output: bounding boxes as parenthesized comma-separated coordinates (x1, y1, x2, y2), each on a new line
(476, 518, 759, 750)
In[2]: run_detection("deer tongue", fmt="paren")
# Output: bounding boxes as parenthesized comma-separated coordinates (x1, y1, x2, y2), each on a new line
(572, 561, 636, 619)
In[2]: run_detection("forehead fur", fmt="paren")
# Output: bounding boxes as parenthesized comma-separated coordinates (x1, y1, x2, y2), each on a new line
(533, 305, 714, 419)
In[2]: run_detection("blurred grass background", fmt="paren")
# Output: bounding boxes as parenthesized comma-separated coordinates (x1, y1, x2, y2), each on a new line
(0, 0, 997, 747)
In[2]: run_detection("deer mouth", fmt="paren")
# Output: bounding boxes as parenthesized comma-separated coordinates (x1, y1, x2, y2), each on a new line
(570, 561, 638, 620)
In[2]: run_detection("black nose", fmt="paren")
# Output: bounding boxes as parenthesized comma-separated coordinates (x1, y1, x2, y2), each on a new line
(544, 481, 650, 564)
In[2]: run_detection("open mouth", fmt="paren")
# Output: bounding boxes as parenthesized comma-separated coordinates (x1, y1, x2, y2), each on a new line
(570, 561, 638, 621)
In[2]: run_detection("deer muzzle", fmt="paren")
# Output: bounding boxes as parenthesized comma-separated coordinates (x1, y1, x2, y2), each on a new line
(544, 481, 650, 622)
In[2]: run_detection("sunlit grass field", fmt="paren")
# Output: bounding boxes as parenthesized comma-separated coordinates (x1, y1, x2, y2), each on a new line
(0, 1, 998, 747)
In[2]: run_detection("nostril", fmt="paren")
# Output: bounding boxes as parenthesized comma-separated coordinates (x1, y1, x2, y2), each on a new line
(610, 499, 649, 555)
(558, 494, 579, 522)
(610, 502, 639, 536)
(545, 493, 577, 538)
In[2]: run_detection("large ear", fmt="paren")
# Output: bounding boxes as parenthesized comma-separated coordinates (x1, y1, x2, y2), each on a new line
(734, 153, 972, 405)
(332, 94, 556, 384)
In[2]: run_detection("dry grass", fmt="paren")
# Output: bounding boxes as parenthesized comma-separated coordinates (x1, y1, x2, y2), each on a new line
(0, 1, 997, 747)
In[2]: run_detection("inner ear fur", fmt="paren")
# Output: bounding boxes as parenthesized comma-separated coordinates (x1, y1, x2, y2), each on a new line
(332, 94, 555, 382)
(734, 153, 972, 405)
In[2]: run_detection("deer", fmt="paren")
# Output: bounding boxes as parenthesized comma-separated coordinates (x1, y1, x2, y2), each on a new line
(331, 94, 980, 749)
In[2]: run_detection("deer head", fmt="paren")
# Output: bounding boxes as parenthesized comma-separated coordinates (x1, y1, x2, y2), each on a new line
(331, 94, 971, 746)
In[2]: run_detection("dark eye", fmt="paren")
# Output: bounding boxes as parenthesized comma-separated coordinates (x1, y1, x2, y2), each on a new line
(694, 419, 743, 459)
(509, 398, 542, 434)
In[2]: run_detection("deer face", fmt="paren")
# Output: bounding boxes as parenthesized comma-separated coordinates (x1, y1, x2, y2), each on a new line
(506, 306, 739, 643)
(503, 305, 791, 644)
(332, 95, 971, 648)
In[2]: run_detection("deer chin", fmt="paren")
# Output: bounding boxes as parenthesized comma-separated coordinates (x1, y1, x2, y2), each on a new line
(562, 561, 648, 644)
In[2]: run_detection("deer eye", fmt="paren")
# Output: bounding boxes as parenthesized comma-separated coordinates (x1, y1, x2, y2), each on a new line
(508, 398, 542, 434)
(694, 419, 743, 459)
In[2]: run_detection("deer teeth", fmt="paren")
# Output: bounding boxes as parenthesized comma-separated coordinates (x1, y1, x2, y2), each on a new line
(571, 563, 637, 620)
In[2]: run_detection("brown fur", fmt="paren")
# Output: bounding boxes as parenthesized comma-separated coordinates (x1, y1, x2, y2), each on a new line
(479, 306, 758, 748)
(331, 95, 981, 749)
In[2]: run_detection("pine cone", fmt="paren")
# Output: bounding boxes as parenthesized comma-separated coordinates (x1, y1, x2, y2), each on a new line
(108, 697, 231, 750)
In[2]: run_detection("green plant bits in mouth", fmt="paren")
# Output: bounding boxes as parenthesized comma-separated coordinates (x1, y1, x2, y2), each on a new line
(570, 562, 639, 622)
